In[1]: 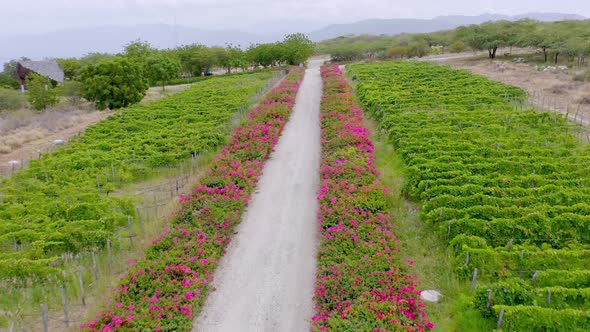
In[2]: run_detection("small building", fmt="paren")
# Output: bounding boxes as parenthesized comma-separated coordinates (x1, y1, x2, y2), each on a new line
(16, 60, 64, 88)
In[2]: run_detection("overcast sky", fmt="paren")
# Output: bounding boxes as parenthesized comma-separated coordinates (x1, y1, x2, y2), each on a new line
(1, 0, 587, 35)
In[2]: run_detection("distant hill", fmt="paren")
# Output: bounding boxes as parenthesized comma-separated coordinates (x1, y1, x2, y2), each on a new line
(309, 13, 586, 41)
(0, 24, 271, 63)
(0, 12, 585, 65)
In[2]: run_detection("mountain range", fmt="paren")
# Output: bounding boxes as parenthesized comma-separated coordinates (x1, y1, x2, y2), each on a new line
(308, 12, 586, 40)
(0, 12, 585, 65)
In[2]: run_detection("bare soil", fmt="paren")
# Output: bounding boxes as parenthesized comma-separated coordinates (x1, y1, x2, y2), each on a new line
(436, 55, 590, 123)
(0, 84, 196, 176)
(0, 109, 111, 175)
(141, 84, 193, 104)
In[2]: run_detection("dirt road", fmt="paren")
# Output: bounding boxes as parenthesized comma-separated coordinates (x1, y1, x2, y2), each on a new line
(192, 58, 324, 332)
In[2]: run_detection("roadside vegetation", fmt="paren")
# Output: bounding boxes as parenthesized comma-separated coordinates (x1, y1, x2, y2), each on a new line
(349, 60, 590, 331)
(0, 33, 314, 112)
(317, 19, 590, 65)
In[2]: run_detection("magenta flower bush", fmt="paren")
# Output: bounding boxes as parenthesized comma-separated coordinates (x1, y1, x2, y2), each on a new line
(312, 65, 433, 331)
(82, 68, 304, 331)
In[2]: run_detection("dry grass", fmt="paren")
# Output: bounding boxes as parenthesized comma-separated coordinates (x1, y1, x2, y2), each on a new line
(438, 56, 590, 123)
(0, 107, 111, 175)
(141, 84, 193, 104)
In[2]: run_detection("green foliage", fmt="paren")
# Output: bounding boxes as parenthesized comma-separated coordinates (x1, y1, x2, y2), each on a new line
(0, 72, 274, 280)
(79, 53, 116, 67)
(0, 73, 19, 89)
(349, 61, 590, 330)
(494, 306, 590, 331)
(474, 279, 534, 317)
(409, 42, 430, 58)
(247, 43, 284, 67)
(25, 73, 59, 111)
(449, 41, 466, 53)
(0, 87, 27, 110)
(56, 57, 82, 80)
(145, 53, 181, 89)
(387, 46, 410, 59)
(123, 39, 155, 63)
(79, 57, 148, 110)
(280, 33, 314, 65)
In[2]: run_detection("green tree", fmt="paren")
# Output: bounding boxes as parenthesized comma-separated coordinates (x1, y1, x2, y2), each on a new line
(57, 58, 82, 80)
(79, 57, 148, 110)
(456, 22, 506, 58)
(247, 43, 283, 67)
(174, 44, 208, 76)
(224, 45, 247, 73)
(79, 53, 116, 67)
(146, 53, 181, 90)
(26, 73, 59, 111)
(280, 33, 314, 65)
(123, 39, 155, 63)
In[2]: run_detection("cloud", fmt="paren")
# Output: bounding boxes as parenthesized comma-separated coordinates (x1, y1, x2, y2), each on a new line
(0, 0, 588, 36)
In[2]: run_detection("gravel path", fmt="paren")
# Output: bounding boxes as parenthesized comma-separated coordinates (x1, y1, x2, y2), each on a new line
(192, 58, 324, 332)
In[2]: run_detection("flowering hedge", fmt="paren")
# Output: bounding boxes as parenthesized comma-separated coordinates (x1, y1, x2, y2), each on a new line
(82, 68, 304, 331)
(312, 65, 433, 331)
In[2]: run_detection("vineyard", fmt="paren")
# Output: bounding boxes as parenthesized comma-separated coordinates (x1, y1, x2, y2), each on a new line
(349, 61, 590, 331)
(83, 68, 304, 330)
(0, 71, 277, 326)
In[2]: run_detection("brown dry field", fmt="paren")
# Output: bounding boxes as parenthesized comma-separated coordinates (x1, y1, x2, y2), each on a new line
(0, 108, 112, 175)
(0, 85, 193, 176)
(437, 55, 590, 123)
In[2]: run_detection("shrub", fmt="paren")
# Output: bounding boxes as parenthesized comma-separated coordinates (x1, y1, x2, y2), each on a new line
(26, 73, 59, 111)
(449, 41, 467, 53)
(0, 88, 27, 110)
(79, 57, 148, 110)
(0, 73, 19, 89)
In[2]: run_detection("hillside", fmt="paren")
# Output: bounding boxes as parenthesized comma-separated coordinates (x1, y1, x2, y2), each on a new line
(309, 12, 585, 41)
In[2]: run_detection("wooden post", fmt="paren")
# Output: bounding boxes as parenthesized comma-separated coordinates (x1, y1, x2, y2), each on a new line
(507, 238, 513, 251)
(464, 251, 470, 266)
(154, 193, 158, 219)
(41, 304, 48, 332)
(78, 266, 86, 305)
(447, 220, 452, 239)
(136, 207, 144, 233)
(60, 286, 69, 326)
(497, 308, 505, 329)
(107, 239, 113, 271)
(92, 250, 98, 283)
(532, 270, 540, 286)
(547, 288, 552, 305)
(487, 289, 492, 308)
(470, 268, 478, 295)
(13, 235, 17, 251)
(127, 216, 134, 247)
(111, 164, 116, 182)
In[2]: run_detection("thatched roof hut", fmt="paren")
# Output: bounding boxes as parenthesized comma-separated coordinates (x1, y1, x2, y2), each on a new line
(16, 60, 64, 85)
